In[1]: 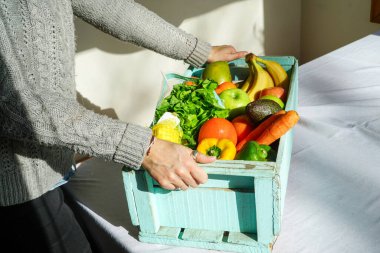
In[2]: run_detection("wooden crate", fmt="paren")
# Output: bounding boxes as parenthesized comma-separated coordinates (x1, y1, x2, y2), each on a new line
(122, 56, 298, 253)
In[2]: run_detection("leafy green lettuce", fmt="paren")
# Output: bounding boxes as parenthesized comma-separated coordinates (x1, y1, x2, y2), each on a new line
(154, 79, 229, 149)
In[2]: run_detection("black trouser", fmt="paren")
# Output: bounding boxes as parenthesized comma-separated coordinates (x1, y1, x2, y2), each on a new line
(0, 187, 92, 253)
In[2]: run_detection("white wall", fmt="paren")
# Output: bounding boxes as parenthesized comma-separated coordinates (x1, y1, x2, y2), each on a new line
(74, 0, 300, 125)
(74, 0, 380, 125)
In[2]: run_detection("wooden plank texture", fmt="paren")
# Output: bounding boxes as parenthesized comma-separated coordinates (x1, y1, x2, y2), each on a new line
(254, 177, 274, 244)
(182, 229, 224, 243)
(156, 226, 181, 238)
(154, 187, 257, 233)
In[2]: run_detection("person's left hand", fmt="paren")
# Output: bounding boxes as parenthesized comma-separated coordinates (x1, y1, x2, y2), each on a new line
(207, 45, 248, 63)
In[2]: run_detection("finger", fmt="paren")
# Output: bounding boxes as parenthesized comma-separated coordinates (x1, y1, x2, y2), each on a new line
(195, 151, 217, 164)
(190, 166, 208, 185)
(177, 168, 199, 188)
(227, 51, 249, 61)
(168, 173, 189, 190)
(181, 175, 199, 188)
(149, 169, 179, 191)
(158, 181, 177, 191)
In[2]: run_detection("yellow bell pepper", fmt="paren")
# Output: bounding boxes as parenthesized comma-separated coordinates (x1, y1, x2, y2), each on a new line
(196, 138, 236, 160)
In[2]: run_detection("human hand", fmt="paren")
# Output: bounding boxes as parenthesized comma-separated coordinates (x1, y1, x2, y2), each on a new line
(207, 45, 249, 63)
(142, 138, 216, 191)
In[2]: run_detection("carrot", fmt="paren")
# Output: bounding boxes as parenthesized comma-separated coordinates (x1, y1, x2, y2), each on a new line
(236, 110, 286, 152)
(255, 110, 299, 145)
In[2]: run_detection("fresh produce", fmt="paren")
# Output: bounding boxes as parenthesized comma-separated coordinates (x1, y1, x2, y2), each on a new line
(256, 110, 299, 145)
(231, 115, 255, 143)
(236, 110, 286, 152)
(256, 56, 290, 93)
(198, 118, 237, 145)
(155, 79, 229, 149)
(215, 81, 237, 95)
(240, 53, 274, 101)
(219, 88, 251, 119)
(260, 95, 285, 109)
(152, 112, 182, 144)
(154, 56, 298, 164)
(202, 61, 232, 84)
(197, 138, 236, 160)
(246, 99, 282, 124)
(259, 87, 287, 102)
(235, 141, 271, 161)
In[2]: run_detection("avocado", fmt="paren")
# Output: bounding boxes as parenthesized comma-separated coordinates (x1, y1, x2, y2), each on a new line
(202, 61, 232, 84)
(246, 99, 282, 124)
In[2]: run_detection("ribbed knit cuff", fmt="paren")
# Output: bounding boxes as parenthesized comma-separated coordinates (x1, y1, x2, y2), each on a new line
(113, 124, 152, 170)
(184, 38, 212, 68)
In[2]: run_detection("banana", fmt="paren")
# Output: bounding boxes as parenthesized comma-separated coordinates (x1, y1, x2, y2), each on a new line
(245, 53, 274, 101)
(239, 72, 252, 92)
(256, 56, 289, 92)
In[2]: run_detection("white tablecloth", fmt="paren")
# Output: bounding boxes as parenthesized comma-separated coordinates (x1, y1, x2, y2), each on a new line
(63, 30, 380, 253)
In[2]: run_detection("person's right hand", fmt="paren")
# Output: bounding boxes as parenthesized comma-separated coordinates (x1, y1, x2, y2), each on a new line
(142, 138, 216, 191)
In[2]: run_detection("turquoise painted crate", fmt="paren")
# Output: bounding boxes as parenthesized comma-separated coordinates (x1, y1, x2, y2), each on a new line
(122, 56, 298, 253)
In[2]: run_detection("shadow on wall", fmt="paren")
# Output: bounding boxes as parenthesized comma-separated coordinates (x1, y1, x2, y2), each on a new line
(75, 0, 241, 54)
(263, 0, 301, 61)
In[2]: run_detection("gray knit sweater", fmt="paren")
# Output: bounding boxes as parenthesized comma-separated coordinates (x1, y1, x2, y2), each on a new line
(0, 0, 211, 206)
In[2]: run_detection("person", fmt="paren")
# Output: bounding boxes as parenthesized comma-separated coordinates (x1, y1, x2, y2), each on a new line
(0, 1, 247, 252)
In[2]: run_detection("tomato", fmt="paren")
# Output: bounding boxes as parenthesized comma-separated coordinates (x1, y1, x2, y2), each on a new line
(231, 114, 255, 142)
(215, 82, 237, 95)
(198, 118, 237, 145)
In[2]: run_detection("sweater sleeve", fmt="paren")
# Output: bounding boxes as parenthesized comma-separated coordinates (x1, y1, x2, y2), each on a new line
(71, 0, 211, 67)
(0, 35, 151, 170)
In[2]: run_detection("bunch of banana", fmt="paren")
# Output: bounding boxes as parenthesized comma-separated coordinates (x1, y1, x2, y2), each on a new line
(256, 56, 290, 92)
(240, 53, 274, 101)
(240, 53, 290, 101)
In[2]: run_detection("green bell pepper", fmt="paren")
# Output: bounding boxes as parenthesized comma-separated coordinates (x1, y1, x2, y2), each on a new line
(235, 141, 271, 161)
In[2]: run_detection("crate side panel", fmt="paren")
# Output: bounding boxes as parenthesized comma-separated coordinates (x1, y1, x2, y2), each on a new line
(154, 187, 257, 233)
(122, 169, 139, 226)
(255, 177, 274, 244)
(189, 56, 295, 80)
(285, 59, 299, 111)
(273, 58, 298, 234)
(129, 171, 160, 233)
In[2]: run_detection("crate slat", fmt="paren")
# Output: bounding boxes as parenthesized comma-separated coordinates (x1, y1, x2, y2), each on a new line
(182, 228, 224, 243)
(156, 226, 181, 238)
(227, 232, 259, 247)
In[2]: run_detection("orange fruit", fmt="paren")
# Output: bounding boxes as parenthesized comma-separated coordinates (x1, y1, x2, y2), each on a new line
(215, 82, 237, 95)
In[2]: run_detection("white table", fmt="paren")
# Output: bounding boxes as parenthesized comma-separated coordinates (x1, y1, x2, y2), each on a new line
(63, 30, 380, 253)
